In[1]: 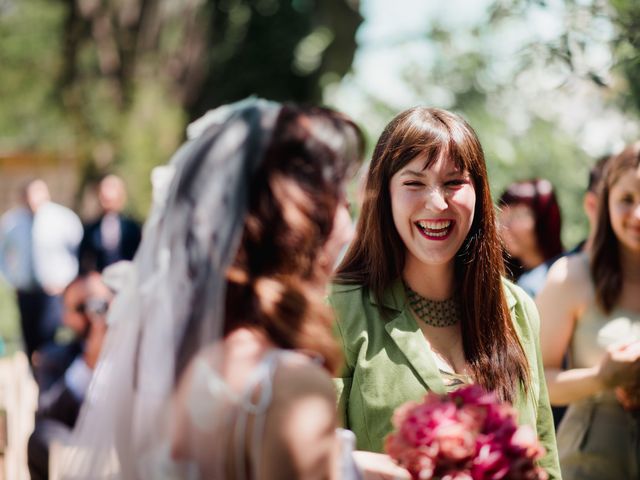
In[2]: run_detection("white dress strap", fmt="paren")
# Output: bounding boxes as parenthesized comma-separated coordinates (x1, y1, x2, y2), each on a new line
(186, 349, 292, 480)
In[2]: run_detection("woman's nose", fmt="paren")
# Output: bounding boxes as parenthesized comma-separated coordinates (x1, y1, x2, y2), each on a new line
(424, 188, 447, 212)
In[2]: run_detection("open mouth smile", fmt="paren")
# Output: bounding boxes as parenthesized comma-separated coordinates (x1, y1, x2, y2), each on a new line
(415, 219, 454, 240)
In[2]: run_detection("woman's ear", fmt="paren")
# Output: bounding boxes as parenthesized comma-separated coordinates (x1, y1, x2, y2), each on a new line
(583, 191, 599, 229)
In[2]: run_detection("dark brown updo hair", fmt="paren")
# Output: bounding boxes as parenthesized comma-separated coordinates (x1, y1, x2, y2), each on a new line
(225, 105, 364, 374)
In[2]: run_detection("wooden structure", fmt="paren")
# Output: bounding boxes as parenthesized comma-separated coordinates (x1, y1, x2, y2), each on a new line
(0, 352, 38, 480)
(0, 152, 79, 214)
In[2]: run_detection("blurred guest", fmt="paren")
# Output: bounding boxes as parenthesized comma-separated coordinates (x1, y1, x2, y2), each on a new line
(78, 174, 141, 273)
(31, 272, 110, 391)
(28, 271, 113, 480)
(548, 156, 610, 429)
(498, 178, 564, 297)
(537, 143, 640, 480)
(0, 179, 83, 365)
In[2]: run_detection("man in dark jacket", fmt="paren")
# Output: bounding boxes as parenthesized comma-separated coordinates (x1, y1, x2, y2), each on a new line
(78, 174, 141, 273)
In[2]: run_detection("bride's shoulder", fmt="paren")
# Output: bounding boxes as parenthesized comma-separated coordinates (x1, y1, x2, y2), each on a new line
(272, 351, 336, 401)
(261, 352, 337, 478)
(268, 351, 337, 438)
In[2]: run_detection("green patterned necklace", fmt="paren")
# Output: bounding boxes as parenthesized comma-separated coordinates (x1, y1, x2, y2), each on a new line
(404, 282, 460, 327)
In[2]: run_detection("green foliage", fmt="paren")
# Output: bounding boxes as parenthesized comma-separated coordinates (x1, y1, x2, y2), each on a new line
(0, 0, 73, 150)
(187, 0, 362, 120)
(609, 0, 640, 114)
(1, 0, 361, 218)
(480, 117, 591, 248)
(0, 277, 21, 356)
(117, 82, 186, 218)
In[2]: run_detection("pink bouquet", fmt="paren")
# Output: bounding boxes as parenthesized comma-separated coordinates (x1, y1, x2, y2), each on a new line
(384, 385, 548, 480)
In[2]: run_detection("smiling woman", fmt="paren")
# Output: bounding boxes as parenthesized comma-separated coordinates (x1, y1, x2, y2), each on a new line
(330, 106, 561, 479)
(390, 152, 476, 280)
(537, 143, 640, 480)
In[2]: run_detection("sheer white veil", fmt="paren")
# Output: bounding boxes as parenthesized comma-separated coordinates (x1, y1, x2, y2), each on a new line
(57, 98, 281, 479)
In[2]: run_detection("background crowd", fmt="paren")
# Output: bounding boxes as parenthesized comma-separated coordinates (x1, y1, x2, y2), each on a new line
(0, 174, 141, 479)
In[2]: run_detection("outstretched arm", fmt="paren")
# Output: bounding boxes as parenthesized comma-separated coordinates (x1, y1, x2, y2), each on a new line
(536, 256, 598, 404)
(536, 255, 640, 405)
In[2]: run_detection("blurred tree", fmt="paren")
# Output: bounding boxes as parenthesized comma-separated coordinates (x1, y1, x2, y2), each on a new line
(481, 0, 640, 245)
(0, 0, 73, 151)
(1, 0, 362, 217)
(605, 0, 640, 113)
(188, 0, 363, 120)
(500, 0, 640, 117)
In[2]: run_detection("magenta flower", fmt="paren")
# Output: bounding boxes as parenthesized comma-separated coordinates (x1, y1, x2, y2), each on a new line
(384, 385, 548, 480)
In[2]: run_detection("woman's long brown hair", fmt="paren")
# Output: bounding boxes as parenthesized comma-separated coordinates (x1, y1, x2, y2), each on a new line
(225, 105, 364, 375)
(335, 107, 529, 402)
(591, 142, 640, 313)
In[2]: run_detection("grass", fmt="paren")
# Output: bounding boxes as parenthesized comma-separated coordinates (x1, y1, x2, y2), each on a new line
(0, 277, 23, 356)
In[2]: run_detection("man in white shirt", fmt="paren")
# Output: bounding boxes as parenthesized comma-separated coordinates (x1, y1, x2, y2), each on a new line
(0, 179, 83, 364)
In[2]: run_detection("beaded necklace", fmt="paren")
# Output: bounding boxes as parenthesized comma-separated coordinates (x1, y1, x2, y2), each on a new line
(404, 283, 460, 327)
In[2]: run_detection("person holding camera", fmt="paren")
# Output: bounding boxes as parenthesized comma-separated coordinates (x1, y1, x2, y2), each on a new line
(31, 272, 111, 391)
(27, 271, 113, 480)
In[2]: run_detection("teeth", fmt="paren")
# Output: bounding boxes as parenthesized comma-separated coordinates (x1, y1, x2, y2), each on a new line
(417, 220, 451, 230)
(424, 229, 448, 237)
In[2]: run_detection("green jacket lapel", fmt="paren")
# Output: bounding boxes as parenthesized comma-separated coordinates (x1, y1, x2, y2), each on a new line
(370, 278, 447, 394)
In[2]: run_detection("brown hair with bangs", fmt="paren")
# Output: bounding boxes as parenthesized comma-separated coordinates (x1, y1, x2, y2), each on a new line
(591, 142, 640, 313)
(335, 106, 530, 402)
(224, 105, 364, 375)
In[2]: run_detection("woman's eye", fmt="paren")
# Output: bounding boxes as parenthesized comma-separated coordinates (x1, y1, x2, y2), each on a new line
(445, 179, 467, 187)
(403, 181, 423, 187)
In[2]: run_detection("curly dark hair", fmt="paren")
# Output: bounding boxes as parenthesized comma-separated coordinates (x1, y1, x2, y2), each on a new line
(224, 105, 364, 374)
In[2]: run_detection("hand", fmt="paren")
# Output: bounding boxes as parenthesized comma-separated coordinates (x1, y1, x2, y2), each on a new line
(83, 317, 108, 369)
(352, 451, 411, 480)
(597, 341, 640, 389)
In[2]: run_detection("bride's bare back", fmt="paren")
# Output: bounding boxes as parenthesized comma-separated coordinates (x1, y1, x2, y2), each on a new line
(172, 327, 338, 480)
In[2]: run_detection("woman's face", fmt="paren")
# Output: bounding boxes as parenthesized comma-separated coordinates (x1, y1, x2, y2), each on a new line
(608, 166, 640, 254)
(389, 153, 476, 272)
(498, 204, 539, 261)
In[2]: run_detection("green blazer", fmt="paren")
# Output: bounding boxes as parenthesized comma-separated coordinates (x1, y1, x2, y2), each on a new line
(329, 278, 561, 479)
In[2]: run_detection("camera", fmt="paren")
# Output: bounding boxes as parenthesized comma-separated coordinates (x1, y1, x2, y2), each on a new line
(85, 298, 110, 316)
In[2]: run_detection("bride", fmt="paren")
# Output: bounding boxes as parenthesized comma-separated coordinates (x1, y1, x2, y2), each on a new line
(57, 99, 367, 479)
